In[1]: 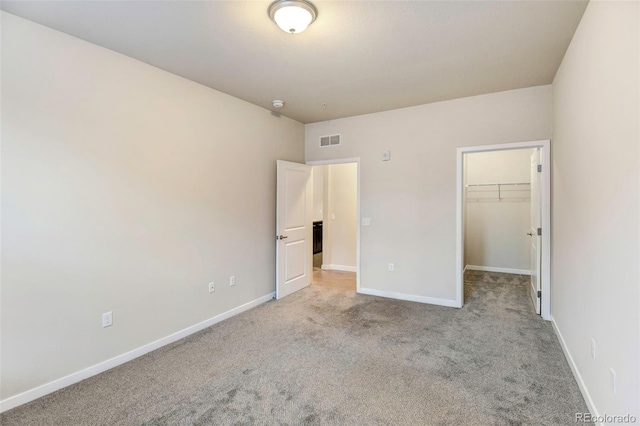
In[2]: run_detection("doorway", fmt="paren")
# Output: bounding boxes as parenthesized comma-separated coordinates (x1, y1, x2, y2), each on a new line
(275, 158, 361, 300)
(310, 162, 358, 291)
(456, 140, 551, 320)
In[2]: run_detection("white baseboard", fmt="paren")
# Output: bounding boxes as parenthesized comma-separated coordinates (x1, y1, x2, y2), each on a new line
(358, 287, 459, 308)
(0, 292, 275, 414)
(465, 265, 531, 275)
(321, 264, 357, 273)
(551, 315, 599, 422)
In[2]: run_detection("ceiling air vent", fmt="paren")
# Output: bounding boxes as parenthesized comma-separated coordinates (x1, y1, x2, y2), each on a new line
(320, 134, 341, 147)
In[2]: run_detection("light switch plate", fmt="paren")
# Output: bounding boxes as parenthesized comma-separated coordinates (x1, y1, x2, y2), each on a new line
(382, 150, 391, 161)
(362, 217, 371, 226)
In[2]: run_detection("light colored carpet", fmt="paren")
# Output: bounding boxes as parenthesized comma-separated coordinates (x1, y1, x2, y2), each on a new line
(1, 271, 587, 425)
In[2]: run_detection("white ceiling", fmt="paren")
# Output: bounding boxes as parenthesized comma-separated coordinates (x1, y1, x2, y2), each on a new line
(1, 1, 588, 124)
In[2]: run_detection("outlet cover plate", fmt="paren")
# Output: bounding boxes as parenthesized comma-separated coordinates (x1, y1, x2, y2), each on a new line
(102, 311, 113, 328)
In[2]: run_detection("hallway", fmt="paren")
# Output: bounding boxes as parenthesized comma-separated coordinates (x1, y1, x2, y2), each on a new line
(312, 253, 356, 291)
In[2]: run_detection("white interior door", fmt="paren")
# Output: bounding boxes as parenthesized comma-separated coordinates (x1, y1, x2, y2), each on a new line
(529, 150, 542, 314)
(276, 160, 312, 299)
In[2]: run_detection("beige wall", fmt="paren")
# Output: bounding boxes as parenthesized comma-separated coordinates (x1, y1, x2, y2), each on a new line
(465, 149, 533, 272)
(551, 0, 639, 417)
(1, 13, 304, 399)
(306, 86, 551, 302)
(323, 163, 358, 271)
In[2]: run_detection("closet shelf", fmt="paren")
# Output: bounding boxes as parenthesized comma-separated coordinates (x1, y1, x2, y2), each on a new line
(465, 182, 531, 202)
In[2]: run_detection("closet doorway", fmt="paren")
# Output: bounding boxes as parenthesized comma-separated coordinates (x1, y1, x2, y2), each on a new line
(456, 140, 551, 319)
(308, 158, 360, 292)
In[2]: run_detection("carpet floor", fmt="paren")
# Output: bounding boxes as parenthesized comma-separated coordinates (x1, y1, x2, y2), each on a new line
(1, 271, 587, 425)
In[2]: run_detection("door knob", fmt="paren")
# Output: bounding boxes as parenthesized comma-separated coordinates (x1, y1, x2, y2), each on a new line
(277, 235, 288, 240)
(527, 232, 534, 236)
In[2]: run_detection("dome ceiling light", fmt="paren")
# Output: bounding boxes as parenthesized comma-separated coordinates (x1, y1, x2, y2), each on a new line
(268, 0, 318, 34)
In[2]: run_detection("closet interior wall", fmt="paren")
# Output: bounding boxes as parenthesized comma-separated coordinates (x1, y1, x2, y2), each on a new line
(465, 149, 535, 274)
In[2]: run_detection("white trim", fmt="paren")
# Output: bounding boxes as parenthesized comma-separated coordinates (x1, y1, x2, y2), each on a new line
(455, 144, 465, 309)
(551, 316, 600, 422)
(458, 140, 549, 153)
(321, 264, 357, 273)
(456, 139, 551, 320)
(358, 287, 459, 308)
(306, 158, 361, 293)
(0, 293, 275, 413)
(307, 158, 360, 166)
(465, 265, 531, 275)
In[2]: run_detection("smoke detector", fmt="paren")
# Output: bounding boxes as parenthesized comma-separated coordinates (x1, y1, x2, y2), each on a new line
(272, 100, 284, 108)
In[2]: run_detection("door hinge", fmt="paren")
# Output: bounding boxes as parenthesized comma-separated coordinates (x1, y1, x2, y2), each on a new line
(537, 228, 542, 236)
(537, 164, 542, 172)
(537, 291, 542, 298)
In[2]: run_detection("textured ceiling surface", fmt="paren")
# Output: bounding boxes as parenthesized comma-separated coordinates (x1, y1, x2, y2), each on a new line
(1, 1, 588, 123)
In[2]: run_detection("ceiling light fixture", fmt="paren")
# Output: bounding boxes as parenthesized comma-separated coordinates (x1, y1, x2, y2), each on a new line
(268, 0, 317, 34)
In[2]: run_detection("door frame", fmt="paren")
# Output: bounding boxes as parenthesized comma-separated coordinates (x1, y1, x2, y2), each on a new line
(456, 140, 551, 320)
(306, 157, 361, 292)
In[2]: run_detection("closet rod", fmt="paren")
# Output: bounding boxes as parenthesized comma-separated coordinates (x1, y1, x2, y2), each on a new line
(465, 182, 530, 187)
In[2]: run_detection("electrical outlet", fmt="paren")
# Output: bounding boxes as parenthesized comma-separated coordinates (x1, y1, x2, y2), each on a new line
(230, 276, 236, 287)
(102, 311, 113, 328)
(208, 282, 215, 293)
(610, 368, 617, 395)
(388, 263, 395, 272)
(590, 338, 596, 360)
